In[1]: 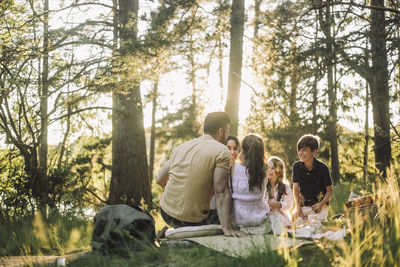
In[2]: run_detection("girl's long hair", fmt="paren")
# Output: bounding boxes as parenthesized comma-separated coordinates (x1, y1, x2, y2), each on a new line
(266, 156, 287, 201)
(241, 134, 266, 192)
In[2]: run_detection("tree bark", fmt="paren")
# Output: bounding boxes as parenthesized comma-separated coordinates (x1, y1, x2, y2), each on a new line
(319, 2, 340, 183)
(369, 0, 391, 178)
(218, 0, 225, 107)
(312, 14, 319, 134)
(363, 80, 369, 182)
(109, 0, 152, 208)
(149, 80, 158, 183)
(225, 0, 244, 136)
(39, 0, 49, 179)
(188, 13, 198, 121)
(38, 0, 49, 214)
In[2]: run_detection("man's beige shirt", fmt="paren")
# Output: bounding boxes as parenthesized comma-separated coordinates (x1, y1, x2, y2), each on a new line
(160, 134, 230, 222)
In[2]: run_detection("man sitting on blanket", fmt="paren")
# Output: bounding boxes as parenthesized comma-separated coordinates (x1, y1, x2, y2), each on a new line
(157, 112, 244, 237)
(292, 134, 333, 224)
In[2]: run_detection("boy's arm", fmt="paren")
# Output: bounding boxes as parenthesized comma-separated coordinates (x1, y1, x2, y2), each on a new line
(312, 185, 333, 213)
(214, 166, 245, 237)
(156, 161, 170, 189)
(293, 182, 305, 219)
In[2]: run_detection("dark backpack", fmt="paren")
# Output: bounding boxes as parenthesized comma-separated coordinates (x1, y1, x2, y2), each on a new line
(91, 204, 156, 256)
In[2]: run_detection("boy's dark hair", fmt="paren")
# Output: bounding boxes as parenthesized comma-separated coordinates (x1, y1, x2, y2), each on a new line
(203, 112, 230, 136)
(297, 134, 320, 151)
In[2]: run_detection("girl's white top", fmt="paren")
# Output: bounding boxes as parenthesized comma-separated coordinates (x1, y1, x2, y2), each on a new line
(231, 163, 270, 227)
(264, 182, 293, 212)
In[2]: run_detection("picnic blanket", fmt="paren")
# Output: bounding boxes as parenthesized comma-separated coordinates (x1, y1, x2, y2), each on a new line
(164, 225, 311, 258)
(163, 220, 347, 258)
(184, 234, 310, 258)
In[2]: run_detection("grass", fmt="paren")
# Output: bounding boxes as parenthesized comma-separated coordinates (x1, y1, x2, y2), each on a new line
(2, 172, 400, 266)
(0, 211, 92, 257)
(67, 245, 288, 267)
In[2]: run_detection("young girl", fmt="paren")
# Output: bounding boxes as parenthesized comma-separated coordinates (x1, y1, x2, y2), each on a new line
(265, 156, 293, 233)
(231, 134, 270, 227)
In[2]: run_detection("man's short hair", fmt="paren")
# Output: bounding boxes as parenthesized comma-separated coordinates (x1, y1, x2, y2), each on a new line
(297, 134, 320, 151)
(203, 112, 230, 136)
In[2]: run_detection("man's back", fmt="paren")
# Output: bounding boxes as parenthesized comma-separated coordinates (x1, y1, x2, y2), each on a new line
(160, 135, 230, 222)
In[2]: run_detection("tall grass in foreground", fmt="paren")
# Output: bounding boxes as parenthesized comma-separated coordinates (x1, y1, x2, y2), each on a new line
(0, 211, 92, 256)
(331, 170, 400, 266)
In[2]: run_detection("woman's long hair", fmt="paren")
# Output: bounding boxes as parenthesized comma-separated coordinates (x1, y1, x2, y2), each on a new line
(241, 134, 266, 192)
(266, 156, 287, 201)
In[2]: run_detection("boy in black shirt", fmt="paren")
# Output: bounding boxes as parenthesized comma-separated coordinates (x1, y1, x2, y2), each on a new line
(292, 134, 333, 223)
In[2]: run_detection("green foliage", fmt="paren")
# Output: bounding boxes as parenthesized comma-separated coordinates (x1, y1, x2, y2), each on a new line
(0, 211, 92, 256)
(67, 135, 112, 209)
(0, 135, 112, 220)
(0, 149, 34, 218)
(156, 97, 202, 152)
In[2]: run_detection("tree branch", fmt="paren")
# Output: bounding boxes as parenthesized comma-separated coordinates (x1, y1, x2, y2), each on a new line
(311, 1, 400, 15)
(50, 106, 112, 123)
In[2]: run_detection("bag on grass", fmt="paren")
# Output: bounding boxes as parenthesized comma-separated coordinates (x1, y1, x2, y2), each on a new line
(91, 204, 155, 256)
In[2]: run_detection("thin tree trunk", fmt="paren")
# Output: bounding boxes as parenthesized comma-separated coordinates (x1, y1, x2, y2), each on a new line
(363, 80, 369, 182)
(369, 0, 391, 178)
(38, 0, 49, 214)
(312, 13, 319, 134)
(319, 2, 340, 183)
(218, 0, 224, 107)
(149, 80, 158, 183)
(218, 37, 224, 106)
(39, 0, 49, 178)
(225, 0, 244, 136)
(188, 14, 197, 116)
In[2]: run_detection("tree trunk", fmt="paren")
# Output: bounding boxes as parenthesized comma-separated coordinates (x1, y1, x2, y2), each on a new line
(109, 0, 152, 208)
(39, 0, 49, 180)
(319, 3, 340, 183)
(188, 14, 197, 122)
(38, 0, 49, 214)
(218, 0, 225, 107)
(312, 15, 319, 134)
(369, 0, 391, 178)
(225, 0, 244, 136)
(149, 80, 158, 183)
(218, 37, 224, 107)
(363, 80, 369, 182)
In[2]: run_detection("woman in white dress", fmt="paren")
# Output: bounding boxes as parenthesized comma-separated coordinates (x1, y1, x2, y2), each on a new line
(265, 156, 293, 233)
(231, 134, 270, 227)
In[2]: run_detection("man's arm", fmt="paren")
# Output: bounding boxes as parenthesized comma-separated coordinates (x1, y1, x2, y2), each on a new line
(312, 185, 333, 213)
(293, 182, 305, 219)
(156, 161, 170, 189)
(213, 166, 245, 237)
